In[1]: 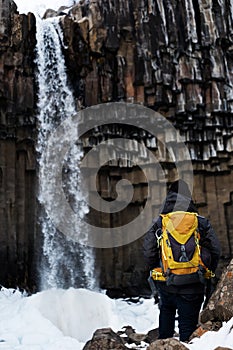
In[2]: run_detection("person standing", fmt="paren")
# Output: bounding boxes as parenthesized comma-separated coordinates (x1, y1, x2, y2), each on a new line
(143, 179, 221, 342)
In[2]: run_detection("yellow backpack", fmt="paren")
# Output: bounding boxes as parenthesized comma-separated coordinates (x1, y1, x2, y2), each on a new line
(151, 211, 214, 285)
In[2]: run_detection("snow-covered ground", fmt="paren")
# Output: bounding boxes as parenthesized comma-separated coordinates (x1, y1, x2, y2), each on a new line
(0, 287, 232, 350)
(0, 287, 156, 350)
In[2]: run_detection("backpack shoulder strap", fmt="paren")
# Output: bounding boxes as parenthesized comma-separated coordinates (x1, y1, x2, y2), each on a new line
(154, 216, 162, 240)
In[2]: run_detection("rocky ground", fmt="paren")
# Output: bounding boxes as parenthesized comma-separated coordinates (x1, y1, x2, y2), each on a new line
(83, 259, 233, 350)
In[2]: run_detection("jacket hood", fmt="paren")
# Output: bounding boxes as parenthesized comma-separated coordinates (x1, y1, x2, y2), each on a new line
(168, 179, 192, 197)
(160, 191, 198, 214)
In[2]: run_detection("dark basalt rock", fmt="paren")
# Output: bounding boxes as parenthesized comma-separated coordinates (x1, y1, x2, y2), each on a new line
(0, 0, 233, 293)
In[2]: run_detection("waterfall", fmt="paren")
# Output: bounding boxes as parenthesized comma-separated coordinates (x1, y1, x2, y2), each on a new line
(35, 16, 96, 290)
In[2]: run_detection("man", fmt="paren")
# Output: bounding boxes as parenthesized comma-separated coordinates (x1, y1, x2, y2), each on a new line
(143, 179, 221, 342)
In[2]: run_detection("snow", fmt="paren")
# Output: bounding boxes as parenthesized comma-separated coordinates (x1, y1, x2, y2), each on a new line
(187, 318, 233, 350)
(14, 0, 76, 17)
(0, 287, 157, 350)
(0, 287, 232, 350)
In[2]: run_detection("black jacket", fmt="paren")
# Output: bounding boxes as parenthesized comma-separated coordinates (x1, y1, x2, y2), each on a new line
(143, 190, 221, 294)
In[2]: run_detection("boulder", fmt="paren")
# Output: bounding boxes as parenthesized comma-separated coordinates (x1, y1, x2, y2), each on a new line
(190, 320, 222, 340)
(144, 328, 159, 344)
(147, 338, 189, 350)
(201, 259, 233, 323)
(117, 325, 146, 345)
(83, 328, 128, 350)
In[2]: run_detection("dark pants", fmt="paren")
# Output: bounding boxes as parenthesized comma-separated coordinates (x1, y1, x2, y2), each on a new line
(158, 289, 204, 342)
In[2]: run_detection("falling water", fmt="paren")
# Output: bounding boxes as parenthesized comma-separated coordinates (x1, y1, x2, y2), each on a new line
(35, 16, 96, 290)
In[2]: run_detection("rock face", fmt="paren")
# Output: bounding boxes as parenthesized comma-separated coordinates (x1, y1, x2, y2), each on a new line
(60, 0, 233, 293)
(0, 0, 233, 291)
(201, 258, 233, 324)
(0, 0, 37, 289)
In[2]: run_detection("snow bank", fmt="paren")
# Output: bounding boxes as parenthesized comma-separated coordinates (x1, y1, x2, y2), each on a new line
(0, 287, 156, 349)
(27, 288, 121, 342)
(0, 288, 83, 350)
(186, 317, 233, 350)
(0, 287, 232, 350)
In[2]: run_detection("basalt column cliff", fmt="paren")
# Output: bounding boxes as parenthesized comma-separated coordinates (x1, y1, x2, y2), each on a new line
(0, 0, 37, 289)
(1, 0, 233, 293)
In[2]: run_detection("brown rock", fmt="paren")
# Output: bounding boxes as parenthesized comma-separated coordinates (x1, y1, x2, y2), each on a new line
(190, 319, 222, 340)
(201, 259, 233, 323)
(190, 325, 208, 339)
(147, 338, 189, 350)
(144, 328, 159, 344)
(77, 17, 89, 43)
(83, 328, 128, 350)
(128, 332, 146, 344)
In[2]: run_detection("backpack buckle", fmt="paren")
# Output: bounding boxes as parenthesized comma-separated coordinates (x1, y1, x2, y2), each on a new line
(151, 268, 166, 281)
